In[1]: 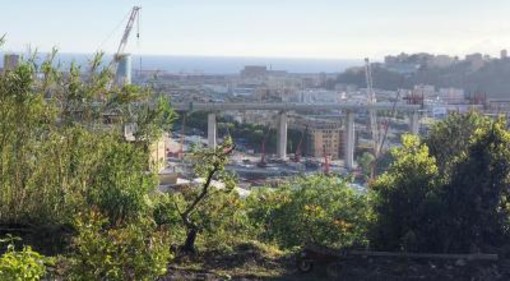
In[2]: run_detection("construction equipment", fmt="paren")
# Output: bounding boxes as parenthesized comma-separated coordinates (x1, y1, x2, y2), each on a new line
(369, 89, 401, 179)
(293, 128, 306, 162)
(257, 128, 270, 168)
(179, 114, 186, 159)
(110, 6, 141, 84)
(364, 58, 379, 157)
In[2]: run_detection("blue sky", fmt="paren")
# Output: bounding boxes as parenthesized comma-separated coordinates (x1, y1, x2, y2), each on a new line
(2, 0, 510, 59)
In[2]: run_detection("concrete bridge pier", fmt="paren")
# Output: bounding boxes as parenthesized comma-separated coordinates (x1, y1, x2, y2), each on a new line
(344, 111, 355, 170)
(208, 113, 217, 148)
(276, 111, 288, 160)
(409, 111, 420, 135)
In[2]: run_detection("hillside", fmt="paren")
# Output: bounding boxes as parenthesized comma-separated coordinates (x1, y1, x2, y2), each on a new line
(336, 59, 510, 98)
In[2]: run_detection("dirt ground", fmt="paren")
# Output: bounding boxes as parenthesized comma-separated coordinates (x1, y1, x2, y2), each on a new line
(158, 244, 510, 281)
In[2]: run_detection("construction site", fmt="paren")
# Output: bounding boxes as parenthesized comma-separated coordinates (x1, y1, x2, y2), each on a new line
(2, 6, 481, 194)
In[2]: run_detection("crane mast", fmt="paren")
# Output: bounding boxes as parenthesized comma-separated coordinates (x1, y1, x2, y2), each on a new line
(364, 58, 379, 156)
(115, 6, 141, 61)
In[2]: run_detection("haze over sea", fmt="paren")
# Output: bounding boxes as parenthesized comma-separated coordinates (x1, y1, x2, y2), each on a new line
(0, 53, 362, 74)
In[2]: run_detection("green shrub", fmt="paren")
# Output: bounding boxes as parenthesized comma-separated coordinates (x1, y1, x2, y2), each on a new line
(154, 189, 254, 253)
(0, 237, 50, 281)
(87, 137, 157, 224)
(246, 175, 373, 249)
(372, 117, 510, 253)
(193, 190, 253, 252)
(370, 134, 441, 252)
(66, 211, 171, 281)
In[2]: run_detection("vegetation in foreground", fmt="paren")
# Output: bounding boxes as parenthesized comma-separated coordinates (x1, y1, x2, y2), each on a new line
(1, 46, 510, 280)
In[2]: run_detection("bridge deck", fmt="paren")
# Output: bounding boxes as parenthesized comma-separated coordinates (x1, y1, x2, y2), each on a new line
(173, 102, 422, 112)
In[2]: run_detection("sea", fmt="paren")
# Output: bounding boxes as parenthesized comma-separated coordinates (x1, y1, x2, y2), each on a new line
(0, 52, 361, 75)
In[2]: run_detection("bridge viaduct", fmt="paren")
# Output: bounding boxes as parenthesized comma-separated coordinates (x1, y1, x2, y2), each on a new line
(173, 102, 422, 169)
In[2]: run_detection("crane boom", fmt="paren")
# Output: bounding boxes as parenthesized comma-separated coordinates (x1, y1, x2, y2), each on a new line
(364, 58, 379, 156)
(115, 6, 141, 61)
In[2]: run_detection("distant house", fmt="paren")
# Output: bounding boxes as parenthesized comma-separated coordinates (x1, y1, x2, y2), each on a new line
(124, 124, 167, 172)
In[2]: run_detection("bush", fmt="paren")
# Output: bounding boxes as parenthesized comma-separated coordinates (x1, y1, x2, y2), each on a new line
(0, 237, 50, 281)
(246, 175, 373, 249)
(370, 135, 441, 252)
(66, 211, 171, 281)
(87, 137, 157, 224)
(154, 189, 253, 253)
(372, 116, 510, 253)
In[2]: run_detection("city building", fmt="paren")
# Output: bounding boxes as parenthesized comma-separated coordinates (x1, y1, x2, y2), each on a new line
(438, 88, 465, 104)
(305, 124, 343, 160)
(427, 55, 454, 68)
(240, 65, 268, 79)
(413, 84, 436, 98)
(465, 53, 485, 71)
(3, 54, 20, 73)
(501, 49, 508, 60)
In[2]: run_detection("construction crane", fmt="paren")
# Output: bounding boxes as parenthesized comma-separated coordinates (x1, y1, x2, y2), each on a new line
(179, 114, 186, 159)
(110, 6, 141, 83)
(292, 128, 305, 163)
(364, 58, 380, 157)
(257, 128, 270, 168)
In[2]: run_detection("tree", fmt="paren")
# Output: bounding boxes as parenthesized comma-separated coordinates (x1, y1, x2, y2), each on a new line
(440, 118, 510, 252)
(0, 47, 175, 279)
(425, 111, 492, 178)
(174, 137, 236, 253)
(372, 114, 510, 253)
(0, 52, 174, 228)
(371, 134, 441, 251)
(357, 152, 375, 180)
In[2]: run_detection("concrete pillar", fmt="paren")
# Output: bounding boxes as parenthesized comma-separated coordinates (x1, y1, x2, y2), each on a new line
(409, 111, 420, 135)
(207, 113, 217, 148)
(276, 111, 288, 160)
(343, 111, 355, 170)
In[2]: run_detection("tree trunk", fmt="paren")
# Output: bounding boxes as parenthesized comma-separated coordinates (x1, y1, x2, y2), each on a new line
(182, 227, 197, 254)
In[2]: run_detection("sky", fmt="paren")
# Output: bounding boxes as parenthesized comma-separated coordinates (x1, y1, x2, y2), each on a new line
(2, 0, 510, 59)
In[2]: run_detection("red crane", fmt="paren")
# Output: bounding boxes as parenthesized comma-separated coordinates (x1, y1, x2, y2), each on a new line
(257, 131, 269, 168)
(293, 128, 306, 162)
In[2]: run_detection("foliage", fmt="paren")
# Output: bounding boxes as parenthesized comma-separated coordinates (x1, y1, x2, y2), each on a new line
(192, 190, 252, 251)
(154, 188, 254, 254)
(371, 134, 441, 251)
(246, 175, 373, 249)
(357, 152, 375, 179)
(439, 118, 510, 252)
(0, 52, 173, 227)
(425, 111, 492, 178)
(87, 137, 157, 224)
(0, 48, 176, 280)
(171, 137, 238, 253)
(372, 114, 510, 253)
(66, 211, 171, 281)
(0, 236, 50, 281)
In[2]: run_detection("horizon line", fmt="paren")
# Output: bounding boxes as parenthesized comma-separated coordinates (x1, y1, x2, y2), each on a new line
(0, 50, 368, 61)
